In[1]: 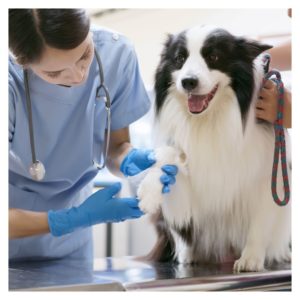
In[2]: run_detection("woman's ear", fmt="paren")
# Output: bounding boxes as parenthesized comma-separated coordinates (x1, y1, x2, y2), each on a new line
(14, 56, 27, 68)
(21, 63, 29, 69)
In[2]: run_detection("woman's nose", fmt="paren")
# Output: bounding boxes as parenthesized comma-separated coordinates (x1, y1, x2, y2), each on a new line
(69, 66, 85, 83)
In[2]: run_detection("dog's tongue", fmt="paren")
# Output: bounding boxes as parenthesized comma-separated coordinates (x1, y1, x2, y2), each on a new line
(188, 94, 208, 113)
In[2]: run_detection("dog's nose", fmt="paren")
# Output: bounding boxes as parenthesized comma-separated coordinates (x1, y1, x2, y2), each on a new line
(181, 77, 199, 91)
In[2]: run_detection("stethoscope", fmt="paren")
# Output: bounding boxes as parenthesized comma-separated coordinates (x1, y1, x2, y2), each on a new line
(23, 49, 111, 181)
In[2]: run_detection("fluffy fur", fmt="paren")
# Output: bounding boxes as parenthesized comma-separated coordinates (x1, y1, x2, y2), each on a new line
(137, 146, 187, 214)
(138, 25, 291, 272)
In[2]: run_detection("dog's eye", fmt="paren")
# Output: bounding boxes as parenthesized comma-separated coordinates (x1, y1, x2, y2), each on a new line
(175, 54, 186, 67)
(209, 54, 219, 62)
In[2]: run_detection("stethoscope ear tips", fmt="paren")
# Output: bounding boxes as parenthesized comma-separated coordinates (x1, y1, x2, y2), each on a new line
(29, 161, 46, 181)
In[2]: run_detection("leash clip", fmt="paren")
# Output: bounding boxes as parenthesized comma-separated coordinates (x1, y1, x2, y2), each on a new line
(262, 53, 271, 74)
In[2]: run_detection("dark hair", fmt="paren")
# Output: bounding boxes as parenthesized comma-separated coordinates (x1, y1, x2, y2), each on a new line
(9, 9, 90, 65)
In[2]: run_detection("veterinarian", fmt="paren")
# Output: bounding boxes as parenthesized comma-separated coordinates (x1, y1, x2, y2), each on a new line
(9, 9, 177, 261)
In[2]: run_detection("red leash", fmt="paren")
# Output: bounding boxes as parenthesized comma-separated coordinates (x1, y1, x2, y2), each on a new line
(263, 66, 290, 206)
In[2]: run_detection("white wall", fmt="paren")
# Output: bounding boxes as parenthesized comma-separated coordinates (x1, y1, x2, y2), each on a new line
(91, 9, 291, 85)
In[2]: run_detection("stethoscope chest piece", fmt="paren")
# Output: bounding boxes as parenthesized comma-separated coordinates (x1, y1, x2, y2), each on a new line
(29, 161, 46, 181)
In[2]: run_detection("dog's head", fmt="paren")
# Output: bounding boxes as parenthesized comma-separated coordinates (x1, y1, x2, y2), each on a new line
(155, 25, 272, 118)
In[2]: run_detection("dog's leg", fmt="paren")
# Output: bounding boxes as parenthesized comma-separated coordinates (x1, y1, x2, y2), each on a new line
(144, 210, 176, 262)
(171, 228, 194, 265)
(234, 157, 291, 273)
(265, 202, 291, 265)
(233, 186, 280, 272)
(234, 223, 268, 272)
(265, 159, 291, 265)
(137, 146, 187, 214)
(234, 240, 266, 272)
(138, 168, 164, 214)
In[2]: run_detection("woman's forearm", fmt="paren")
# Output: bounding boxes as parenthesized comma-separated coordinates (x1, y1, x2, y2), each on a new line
(9, 208, 50, 239)
(283, 88, 292, 128)
(268, 40, 291, 71)
(106, 127, 132, 177)
(107, 141, 132, 177)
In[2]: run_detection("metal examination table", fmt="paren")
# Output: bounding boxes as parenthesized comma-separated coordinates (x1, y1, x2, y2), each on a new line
(9, 256, 291, 291)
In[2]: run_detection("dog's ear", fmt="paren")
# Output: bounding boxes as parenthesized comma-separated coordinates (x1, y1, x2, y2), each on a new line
(164, 33, 174, 48)
(159, 34, 174, 62)
(237, 38, 273, 60)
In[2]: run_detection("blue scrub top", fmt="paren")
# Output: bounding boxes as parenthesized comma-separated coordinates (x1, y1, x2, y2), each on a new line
(9, 26, 151, 261)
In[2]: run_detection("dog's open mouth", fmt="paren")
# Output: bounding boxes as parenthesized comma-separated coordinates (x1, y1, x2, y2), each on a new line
(188, 84, 218, 114)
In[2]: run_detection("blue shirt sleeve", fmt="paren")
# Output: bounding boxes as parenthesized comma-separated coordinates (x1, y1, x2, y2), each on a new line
(9, 73, 16, 145)
(110, 43, 151, 131)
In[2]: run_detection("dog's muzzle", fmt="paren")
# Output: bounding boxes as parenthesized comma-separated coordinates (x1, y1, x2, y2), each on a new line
(181, 76, 199, 91)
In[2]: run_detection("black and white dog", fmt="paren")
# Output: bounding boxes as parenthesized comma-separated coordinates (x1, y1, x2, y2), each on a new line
(137, 25, 291, 272)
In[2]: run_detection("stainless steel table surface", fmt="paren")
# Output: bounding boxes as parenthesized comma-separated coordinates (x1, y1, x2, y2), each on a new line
(9, 256, 291, 291)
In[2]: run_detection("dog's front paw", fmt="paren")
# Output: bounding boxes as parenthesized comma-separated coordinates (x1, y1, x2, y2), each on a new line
(233, 250, 265, 272)
(138, 195, 161, 214)
(137, 172, 163, 214)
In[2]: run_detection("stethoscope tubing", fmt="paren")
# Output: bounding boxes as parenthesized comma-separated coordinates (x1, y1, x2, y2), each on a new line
(23, 69, 37, 164)
(23, 48, 111, 180)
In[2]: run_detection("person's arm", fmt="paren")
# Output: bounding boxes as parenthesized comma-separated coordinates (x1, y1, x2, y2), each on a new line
(256, 80, 292, 128)
(268, 40, 291, 71)
(283, 88, 292, 128)
(106, 127, 132, 177)
(9, 208, 50, 239)
(10, 183, 144, 239)
(106, 126, 157, 177)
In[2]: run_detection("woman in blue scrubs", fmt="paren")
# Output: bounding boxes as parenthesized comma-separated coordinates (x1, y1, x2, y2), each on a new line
(9, 9, 177, 261)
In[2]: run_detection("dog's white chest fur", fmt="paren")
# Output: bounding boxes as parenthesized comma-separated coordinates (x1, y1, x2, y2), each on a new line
(137, 80, 290, 272)
(138, 99, 290, 270)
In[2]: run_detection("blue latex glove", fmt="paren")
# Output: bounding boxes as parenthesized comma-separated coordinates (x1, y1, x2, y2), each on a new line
(48, 182, 144, 237)
(120, 148, 156, 176)
(160, 164, 178, 194)
(120, 148, 178, 194)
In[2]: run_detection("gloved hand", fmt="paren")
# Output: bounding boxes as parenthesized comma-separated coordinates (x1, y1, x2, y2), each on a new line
(120, 148, 178, 194)
(120, 148, 156, 176)
(48, 182, 144, 237)
(160, 164, 178, 194)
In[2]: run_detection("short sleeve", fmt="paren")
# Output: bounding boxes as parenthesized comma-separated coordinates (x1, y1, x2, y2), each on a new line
(110, 45, 150, 130)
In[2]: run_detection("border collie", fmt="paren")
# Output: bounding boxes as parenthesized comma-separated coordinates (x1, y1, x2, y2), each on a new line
(137, 25, 291, 272)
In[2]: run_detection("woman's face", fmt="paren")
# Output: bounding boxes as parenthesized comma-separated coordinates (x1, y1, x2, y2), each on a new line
(29, 32, 94, 86)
